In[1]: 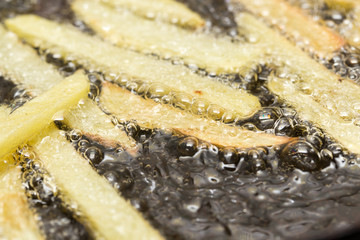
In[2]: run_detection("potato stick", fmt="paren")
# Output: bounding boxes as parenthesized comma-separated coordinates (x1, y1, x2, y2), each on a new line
(6, 15, 261, 118)
(236, 13, 360, 153)
(101, 0, 204, 28)
(63, 99, 138, 152)
(72, 0, 262, 74)
(0, 106, 9, 121)
(237, 13, 360, 122)
(324, 0, 354, 11)
(268, 76, 360, 155)
(0, 166, 44, 240)
(0, 153, 14, 176)
(32, 127, 164, 240)
(0, 25, 63, 95)
(0, 71, 89, 158)
(236, 0, 345, 58)
(0, 25, 136, 151)
(101, 83, 291, 148)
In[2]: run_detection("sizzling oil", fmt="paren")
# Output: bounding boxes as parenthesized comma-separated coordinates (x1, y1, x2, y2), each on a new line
(68, 125, 360, 240)
(1, 0, 360, 240)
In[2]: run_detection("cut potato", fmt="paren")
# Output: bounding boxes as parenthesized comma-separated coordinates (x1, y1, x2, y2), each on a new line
(324, 0, 354, 12)
(64, 99, 138, 152)
(31, 126, 164, 240)
(0, 106, 10, 121)
(101, 83, 291, 148)
(0, 26, 135, 152)
(268, 76, 360, 155)
(237, 13, 360, 121)
(0, 71, 89, 158)
(237, 13, 360, 153)
(0, 25, 63, 95)
(72, 0, 262, 74)
(0, 166, 43, 240)
(236, 0, 345, 58)
(0, 154, 14, 174)
(6, 15, 261, 118)
(101, 0, 204, 28)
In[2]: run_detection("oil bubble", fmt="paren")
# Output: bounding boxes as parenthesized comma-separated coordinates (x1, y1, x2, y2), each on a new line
(178, 137, 198, 156)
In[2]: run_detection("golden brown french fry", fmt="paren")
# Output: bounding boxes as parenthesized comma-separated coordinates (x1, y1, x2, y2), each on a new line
(31, 126, 164, 240)
(101, 82, 291, 148)
(268, 76, 360, 155)
(0, 71, 89, 158)
(6, 15, 262, 119)
(236, 0, 346, 58)
(0, 25, 63, 95)
(0, 166, 44, 240)
(101, 0, 205, 28)
(72, 0, 262, 74)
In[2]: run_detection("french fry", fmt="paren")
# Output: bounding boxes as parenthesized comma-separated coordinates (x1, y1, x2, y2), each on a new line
(6, 15, 261, 118)
(101, 83, 291, 148)
(236, 13, 360, 153)
(0, 153, 13, 174)
(236, 0, 346, 58)
(0, 106, 10, 121)
(0, 71, 89, 158)
(72, 0, 262, 74)
(324, 0, 354, 11)
(31, 126, 163, 240)
(63, 99, 138, 152)
(0, 25, 137, 152)
(101, 0, 204, 28)
(237, 13, 360, 122)
(268, 76, 360, 155)
(0, 25, 63, 95)
(0, 166, 44, 240)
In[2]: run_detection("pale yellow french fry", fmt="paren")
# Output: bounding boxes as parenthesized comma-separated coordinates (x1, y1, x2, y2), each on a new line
(0, 166, 44, 240)
(101, 83, 291, 148)
(72, 0, 262, 74)
(0, 25, 63, 95)
(268, 76, 360, 155)
(0, 26, 136, 153)
(324, 0, 354, 11)
(0, 106, 10, 121)
(0, 71, 89, 158)
(237, 13, 360, 153)
(63, 99, 138, 152)
(31, 126, 163, 240)
(101, 0, 204, 28)
(0, 153, 14, 174)
(6, 15, 261, 118)
(237, 13, 360, 122)
(236, 0, 346, 58)
(0, 25, 136, 152)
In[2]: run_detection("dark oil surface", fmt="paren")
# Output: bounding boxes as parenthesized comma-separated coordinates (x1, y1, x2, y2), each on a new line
(70, 126, 360, 240)
(1, 0, 360, 240)
(0, 76, 16, 105)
